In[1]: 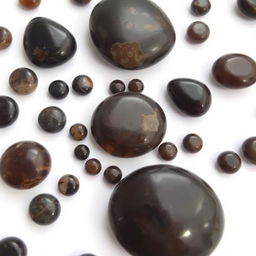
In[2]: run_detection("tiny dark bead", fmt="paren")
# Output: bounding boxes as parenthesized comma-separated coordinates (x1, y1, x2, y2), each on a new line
(191, 0, 211, 16)
(73, 0, 91, 5)
(70, 123, 88, 141)
(158, 142, 178, 161)
(0, 27, 12, 49)
(128, 79, 144, 93)
(58, 174, 80, 196)
(49, 80, 69, 99)
(183, 133, 203, 153)
(29, 193, 61, 225)
(74, 144, 90, 160)
(187, 21, 210, 43)
(0, 96, 19, 127)
(72, 75, 93, 95)
(217, 151, 241, 174)
(85, 158, 102, 175)
(242, 137, 256, 164)
(104, 166, 122, 184)
(109, 80, 126, 94)
(19, 0, 41, 9)
(237, 0, 256, 18)
(38, 106, 66, 133)
(0, 237, 27, 256)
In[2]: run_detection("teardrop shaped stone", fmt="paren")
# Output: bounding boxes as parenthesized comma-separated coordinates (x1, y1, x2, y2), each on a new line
(109, 165, 224, 256)
(89, 0, 176, 69)
(24, 17, 77, 68)
(167, 78, 212, 117)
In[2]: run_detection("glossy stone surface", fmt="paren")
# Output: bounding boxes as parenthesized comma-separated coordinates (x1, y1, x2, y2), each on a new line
(104, 166, 122, 184)
(19, 0, 41, 9)
(58, 174, 80, 196)
(85, 159, 102, 175)
(212, 53, 256, 89)
(109, 165, 224, 256)
(217, 151, 241, 174)
(24, 17, 77, 68)
(242, 137, 256, 164)
(9, 68, 38, 95)
(128, 79, 144, 93)
(74, 144, 90, 160)
(183, 133, 203, 153)
(187, 21, 210, 43)
(49, 80, 69, 99)
(237, 0, 256, 18)
(38, 106, 66, 133)
(0, 141, 51, 189)
(158, 142, 177, 160)
(0, 237, 27, 256)
(0, 96, 19, 127)
(72, 75, 93, 95)
(70, 123, 88, 141)
(109, 80, 126, 94)
(91, 92, 166, 157)
(191, 0, 211, 15)
(89, 0, 176, 69)
(29, 193, 61, 225)
(167, 78, 211, 117)
(0, 27, 12, 49)
(73, 0, 91, 5)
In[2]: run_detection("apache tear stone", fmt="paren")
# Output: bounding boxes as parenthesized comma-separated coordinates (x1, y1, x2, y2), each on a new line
(89, 0, 176, 69)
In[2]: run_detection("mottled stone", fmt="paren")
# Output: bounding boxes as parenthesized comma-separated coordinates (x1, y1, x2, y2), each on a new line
(191, 0, 211, 15)
(89, 0, 176, 69)
(158, 142, 177, 160)
(217, 151, 241, 173)
(58, 174, 80, 196)
(187, 21, 210, 43)
(74, 144, 90, 160)
(0, 96, 19, 127)
(0, 27, 12, 49)
(183, 133, 203, 153)
(109, 165, 224, 256)
(91, 92, 166, 157)
(70, 123, 88, 141)
(85, 159, 102, 175)
(0, 141, 51, 189)
(128, 79, 144, 93)
(109, 80, 126, 94)
(72, 75, 93, 95)
(0, 237, 27, 256)
(104, 166, 122, 184)
(49, 80, 69, 99)
(237, 0, 256, 18)
(24, 17, 77, 68)
(242, 137, 256, 164)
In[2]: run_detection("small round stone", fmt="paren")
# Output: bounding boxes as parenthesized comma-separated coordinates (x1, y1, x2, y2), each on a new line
(191, 0, 211, 15)
(85, 159, 102, 175)
(70, 123, 88, 141)
(29, 193, 61, 225)
(0, 27, 12, 49)
(72, 75, 93, 95)
(9, 68, 38, 95)
(187, 21, 210, 43)
(58, 174, 80, 196)
(0, 237, 27, 256)
(0, 96, 19, 127)
(183, 133, 203, 153)
(73, 0, 91, 5)
(128, 79, 144, 93)
(237, 0, 256, 18)
(109, 80, 126, 94)
(74, 144, 90, 160)
(104, 166, 122, 184)
(217, 151, 241, 174)
(158, 142, 178, 161)
(38, 106, 66, 133)
(19, 0, 41, 9)
(242, 137, 256, 164)
(49, 80, 69, 99)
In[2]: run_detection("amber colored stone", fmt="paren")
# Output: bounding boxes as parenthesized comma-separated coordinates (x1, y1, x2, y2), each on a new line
(85, 159, 102, 175)
(109, 165, 224, 256)
(128, 79, 144, 93)
(191, 0, 211, 15)
(217, 151, 241, 173)
(19, 0, 41, 9)
(183, 133, 203, 153)
(212, 53, 256, 89)
(74, 144, 90, 160)
(73, 0, 91, 5)
(58, 174, 80, 196)
(0, 237, 27, 256)
(237, 0, 256, 18)
(9, 68, 38, 95)
(72, 75, 93, 95)
(104, 166, 122, 184)
(69, 123, 88, 141)
(242, 137, 256, 164)
(0, 96, 19, 127)
(91, 92, 166, 157)
(0, 27, 12, 50)
(158, 142, 177, 161)
(109, 80, 126, 94)
(187, 21, 210, 43)
(0, 141, 51, 189)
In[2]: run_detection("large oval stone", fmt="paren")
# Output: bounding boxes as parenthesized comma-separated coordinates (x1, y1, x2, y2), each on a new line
(167, 78, 212, 117)
(91, 92, 166, 157)
(89, 0, 176, 69)
(24, 17, 77, 68)
(109, 165, 224, 256)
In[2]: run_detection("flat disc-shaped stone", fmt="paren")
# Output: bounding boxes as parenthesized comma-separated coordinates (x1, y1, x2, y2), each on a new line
(89, 0, 176, 69)
(91, 92, 166, 157)
(24, 17, 77, 68)
(109, 165, 224, 256)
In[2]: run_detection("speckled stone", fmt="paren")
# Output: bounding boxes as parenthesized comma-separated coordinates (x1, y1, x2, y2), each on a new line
(58, 174, 80, 196)
(0, 96, 19, 127)
(0, 237, 27, 256)
(0, 27, 12, 49)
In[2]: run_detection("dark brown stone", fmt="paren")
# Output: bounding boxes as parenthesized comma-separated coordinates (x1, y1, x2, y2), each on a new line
(74, 144, 90, 160)
(0, 237, 27, 256)
(0, 27, 12, 49)
(212, 53, 256, 89)
(183, 133, 203, 153)
(73, 0, 91, 5)
(109, 80, 126, 94)
(58, 174, 80, 196)
(85, 159, 102, 175)
(91, 92, 166, 157)
(69, 123, 88, 141)
(0, 141, 51, 189)
(0, 96, 19, 127)
(72, 75, 93, 95)
(191, 0, 211, 15)
(187, 21, 210, 43)
(237, 0, 256, 18)
(242, 137, 256, 164)
(104, 166, 122, 184)
(128, 79, 144, 93)
(217, 151, 241, 173)
(19, 0, 41, 9)
(158, 142, 177, 160)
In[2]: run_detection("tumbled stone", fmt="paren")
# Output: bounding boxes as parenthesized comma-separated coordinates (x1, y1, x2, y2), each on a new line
(0, 237, 27, 256)
(0, 27, 12, 49)
(237, 0, 256, 18)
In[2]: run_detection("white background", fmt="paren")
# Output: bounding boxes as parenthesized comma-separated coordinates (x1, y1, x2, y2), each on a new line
(0, 0, 256, 255)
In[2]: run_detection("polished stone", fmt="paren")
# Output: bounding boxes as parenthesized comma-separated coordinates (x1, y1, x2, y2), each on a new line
(237, 0, 256, 18)
(85, 159, 102, 175)
(29, 193, 61, 225)
(0, 237, 27, 256)
(0, 27, 12, 49)
(0, 96, 19, 127)
(128, 79, 144, 93)
(183, 133, 203, 153)
(217, 151, 241, 174)
(19, 0, 41, 9)
(109, 80, 126, 94)
(167, 78, 211, 117)
(74, 144, 90, 160)
(109, 165, 224, 256)
(191, 0, 211, 15)
(58, 174, 80, 196)
(91, 92, 166, 157)
(89, 0, 176, 69)
(158, 142, 177, 160)
(0, 141, 51, 189)
(104, 166, 122, 184)
(212, 53, 256, 89)
(49, 80, 69, 99)
(187, 21, 210, 43)
(72, 75, 93, 95)
(24, 17, 77, 67)
(70, 123, 88, 141)
(242, 137, 256, 164)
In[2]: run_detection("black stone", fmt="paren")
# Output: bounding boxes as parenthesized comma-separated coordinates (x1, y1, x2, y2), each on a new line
(237, 0, 256, 18)
(167, 78, 212, 117)
(0, 96, 19, 127)
(24, 17, 77, 68)
(74, 144, 90, 160)
(49, 80, 69, 99)
(89, 0, 176, 69)
(0, 237, 27, 256)
(109, 165, 224, 256)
